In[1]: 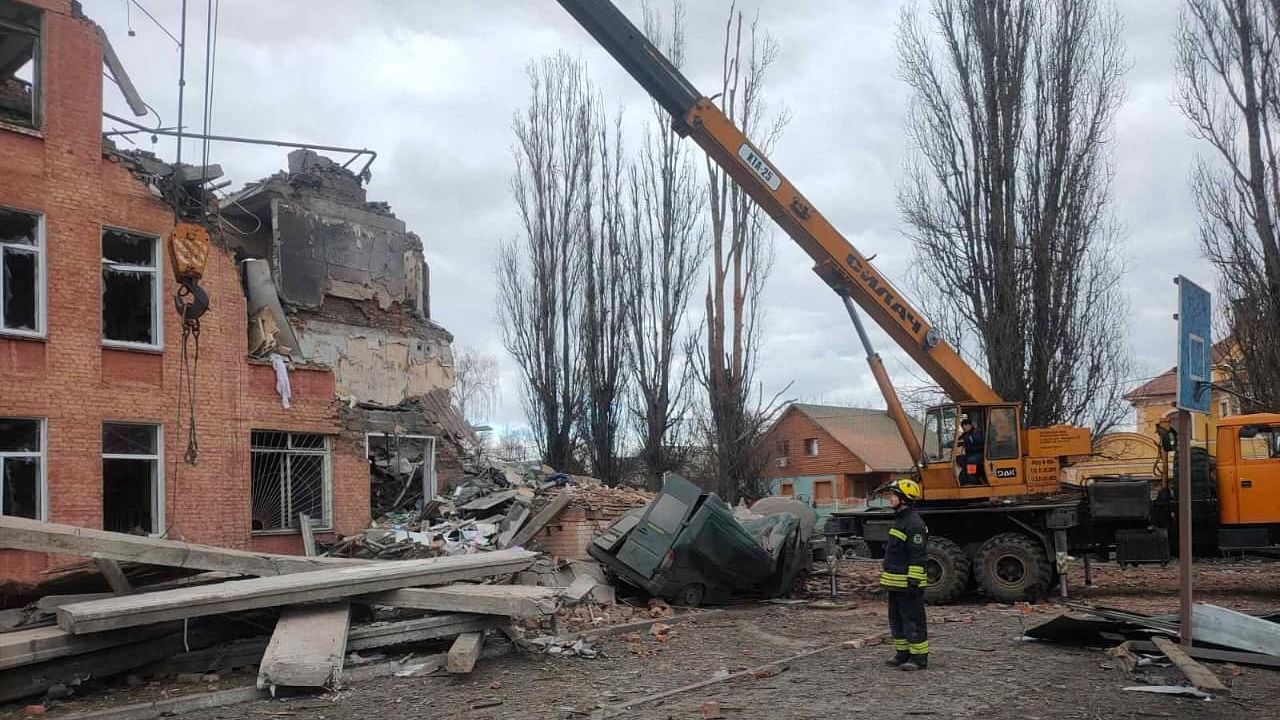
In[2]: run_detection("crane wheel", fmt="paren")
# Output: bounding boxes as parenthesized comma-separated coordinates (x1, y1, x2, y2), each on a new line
(924, 537, 971, 604)
(974, 532, 1051, 603)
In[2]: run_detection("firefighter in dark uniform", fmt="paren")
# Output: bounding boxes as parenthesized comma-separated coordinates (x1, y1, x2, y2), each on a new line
(876, 477, 929, 671)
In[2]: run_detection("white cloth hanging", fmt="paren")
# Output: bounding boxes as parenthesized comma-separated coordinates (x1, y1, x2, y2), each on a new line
(269, 353, 292, 409)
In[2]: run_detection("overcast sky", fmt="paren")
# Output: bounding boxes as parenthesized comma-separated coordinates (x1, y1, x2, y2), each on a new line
(88, 0, 1209, 432)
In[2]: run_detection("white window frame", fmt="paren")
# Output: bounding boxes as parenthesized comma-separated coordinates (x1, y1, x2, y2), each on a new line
(0, 6, 42, 132)
(101, 226, 163, 351)
(0, 416, 46, 520)
(251, 431, 333, 534)
(101, 422, 164, 535)
(364, 432, 438, 505)
(0, 206, 46, 338)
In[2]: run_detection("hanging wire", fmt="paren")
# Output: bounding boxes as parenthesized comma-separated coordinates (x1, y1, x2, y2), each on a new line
(129, 0, 180, 46)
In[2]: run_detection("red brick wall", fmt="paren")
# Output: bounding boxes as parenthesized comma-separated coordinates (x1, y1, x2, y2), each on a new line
(0, 5, 365, 581)
(762, 409, 868, 489)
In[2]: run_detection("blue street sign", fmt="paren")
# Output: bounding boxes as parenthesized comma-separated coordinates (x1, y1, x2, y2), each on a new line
(1176, 276, 1212, 413)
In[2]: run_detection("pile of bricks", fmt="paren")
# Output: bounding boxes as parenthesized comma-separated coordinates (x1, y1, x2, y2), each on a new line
(535, 486, 654, 560)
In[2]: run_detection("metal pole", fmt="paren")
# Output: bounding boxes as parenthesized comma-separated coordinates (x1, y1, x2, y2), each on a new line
(840, 296, 923, 463)
(1178, 409, 1194, 647)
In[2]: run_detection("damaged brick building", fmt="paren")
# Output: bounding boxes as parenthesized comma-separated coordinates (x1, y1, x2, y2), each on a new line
(0, 0, 470, 582)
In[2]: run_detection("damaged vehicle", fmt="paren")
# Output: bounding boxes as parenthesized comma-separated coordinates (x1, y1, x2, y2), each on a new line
(589, 474, 813, 606)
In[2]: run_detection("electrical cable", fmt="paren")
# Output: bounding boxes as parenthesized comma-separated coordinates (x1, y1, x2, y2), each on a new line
(129, 0, 180, 46)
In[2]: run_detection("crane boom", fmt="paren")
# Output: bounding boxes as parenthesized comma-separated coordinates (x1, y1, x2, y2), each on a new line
(558, 0, 1000, 405)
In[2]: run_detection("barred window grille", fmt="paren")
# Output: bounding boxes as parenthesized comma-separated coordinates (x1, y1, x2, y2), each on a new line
(251, 431, 330, 532)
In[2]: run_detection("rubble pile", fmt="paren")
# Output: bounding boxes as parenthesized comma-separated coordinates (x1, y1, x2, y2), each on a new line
(325, 459, 652, 560)
(0, 454, 657, 713)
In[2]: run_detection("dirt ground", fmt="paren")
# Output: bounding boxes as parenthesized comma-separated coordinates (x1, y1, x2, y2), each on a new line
(7, 559, 1279, 720)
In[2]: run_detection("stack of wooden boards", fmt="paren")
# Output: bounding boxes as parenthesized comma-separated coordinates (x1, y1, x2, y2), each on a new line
(0, 516, 565, 702)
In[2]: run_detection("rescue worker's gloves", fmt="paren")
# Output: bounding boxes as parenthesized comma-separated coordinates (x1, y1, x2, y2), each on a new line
(874, 477, 923, 504)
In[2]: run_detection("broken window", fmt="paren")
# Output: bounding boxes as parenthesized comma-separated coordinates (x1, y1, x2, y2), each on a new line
(0, 2, 40, 129)
(102, 422, 161, 534)
(366, 434, 435, 518)
(1, 207, 41, 334)
(251, 430, 330, 532)
(102, 229, 160, 347)
(1, 417, 42, 519)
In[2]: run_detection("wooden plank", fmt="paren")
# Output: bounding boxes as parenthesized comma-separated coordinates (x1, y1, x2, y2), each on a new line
(0, 516, 364, 576)
(496, 504, 531, 548)
(299, 514, 317, 557)
(0, 623, 178, 671)
(360, 584, 560, 617)
(1129, 640, 1280, 669)
(35, 592, 113, 613)
(506, 492, 572, 548)
(257, 602, 350, 690)
(447, 631, 485, 674)
(56, 549, 536, 634)
(459, 490, 518, 512)
(0, 622, 233, 703)
(143, 615, 506, 677)
(346, 613, 501, 652)
(1151, 636, 1230, 696)
(94, 557, 134, 595)
(57, 685, 266, 720)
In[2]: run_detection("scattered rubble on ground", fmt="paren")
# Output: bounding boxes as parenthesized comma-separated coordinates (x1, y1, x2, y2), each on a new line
(0, 459, 659, 713)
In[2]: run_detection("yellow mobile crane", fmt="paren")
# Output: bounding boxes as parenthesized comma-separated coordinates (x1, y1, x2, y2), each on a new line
(558, 1, 1280, 603)
(557, 0, 1092, 504)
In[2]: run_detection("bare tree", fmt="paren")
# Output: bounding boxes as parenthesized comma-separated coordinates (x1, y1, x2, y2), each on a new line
(497, 53, 596, 471)
(1177, 0, 1280, 409)
(898, 0, 1132, 434)
(492, 427, 537, 463)
(625, 0, 707, 490)
(578, 108, 631, 485)
(452, 347, 500, 424)
(692, 6, 788, 503)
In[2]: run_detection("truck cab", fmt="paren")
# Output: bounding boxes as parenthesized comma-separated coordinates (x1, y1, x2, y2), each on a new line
(918, 403, 1090, 501)
(1213, 414, 1280, 550)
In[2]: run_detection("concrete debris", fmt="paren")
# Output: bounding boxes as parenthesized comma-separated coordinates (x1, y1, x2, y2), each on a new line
(528, 636, 600, 659)
(327, 459, 651, 561)
(0, 471, 648, 706)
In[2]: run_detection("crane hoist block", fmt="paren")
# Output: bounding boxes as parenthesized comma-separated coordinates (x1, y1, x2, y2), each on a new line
(170, 222, 211, 281)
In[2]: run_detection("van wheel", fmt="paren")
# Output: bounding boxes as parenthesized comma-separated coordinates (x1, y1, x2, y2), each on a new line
(975, 533, 1051, 603)
(675, 583, 705, 607)
(924, 537, 971, 604)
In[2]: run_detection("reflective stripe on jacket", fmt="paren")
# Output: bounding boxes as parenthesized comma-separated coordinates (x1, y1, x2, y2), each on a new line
(880, 505, 929, 589)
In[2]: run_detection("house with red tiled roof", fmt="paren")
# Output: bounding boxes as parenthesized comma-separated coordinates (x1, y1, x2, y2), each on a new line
(761, 403, 921, 514)
(1123, 336, 1240, 451)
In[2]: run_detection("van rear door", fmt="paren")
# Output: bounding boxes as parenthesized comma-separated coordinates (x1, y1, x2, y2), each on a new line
(615, 476, 703, 577)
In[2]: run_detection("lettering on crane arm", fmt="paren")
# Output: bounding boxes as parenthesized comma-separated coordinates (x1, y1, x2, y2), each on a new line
(737, 143, 782, 192)
(844, 253, 924, 336)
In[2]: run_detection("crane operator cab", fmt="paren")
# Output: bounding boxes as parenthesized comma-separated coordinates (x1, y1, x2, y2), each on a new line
(919, 404, 1061, 501)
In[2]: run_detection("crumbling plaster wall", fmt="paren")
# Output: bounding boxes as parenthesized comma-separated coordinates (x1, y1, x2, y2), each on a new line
(298, 318, 454, 407)
(227, 149, 454, 409)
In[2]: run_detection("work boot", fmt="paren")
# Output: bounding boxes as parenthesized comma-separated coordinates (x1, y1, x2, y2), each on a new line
(898, 654, 929, 671)
(885, 652, 910, 667)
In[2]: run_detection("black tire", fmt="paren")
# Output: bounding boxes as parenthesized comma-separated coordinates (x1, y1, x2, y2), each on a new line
(841, 537, 873, 559)
(974, 532, 1052, 603)
(674, 583, 705, 607)
(924, 537, 971, 604)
